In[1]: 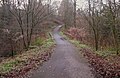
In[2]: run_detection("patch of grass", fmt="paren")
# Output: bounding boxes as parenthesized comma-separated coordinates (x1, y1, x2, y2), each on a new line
(60, 31, 68, 40)
(70, 39, 80, 45)
(70, 38, 117, 58)
(69, 39, 90, 49)
(42, 38, 55, 48)
(95, 50, 116, 57)
(79, 44, 90, 49)
(66, 34, 117, 58)
(32, 37, 45, 46)
(0, 60, 20, 73)
(60, 31, 90, 49)
(60, 31, 64, 36)
(0, 34, 55, 74)
(107, 47, 116, 51)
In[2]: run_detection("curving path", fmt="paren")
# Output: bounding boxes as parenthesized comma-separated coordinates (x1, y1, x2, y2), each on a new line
(30, 26, 95, 78)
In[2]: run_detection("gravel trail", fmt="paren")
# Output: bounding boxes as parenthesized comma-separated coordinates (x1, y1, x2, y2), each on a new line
(30, 26, 95, 78)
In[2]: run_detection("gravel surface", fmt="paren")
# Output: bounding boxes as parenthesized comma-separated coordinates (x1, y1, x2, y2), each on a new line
(30, 26, 95, 78)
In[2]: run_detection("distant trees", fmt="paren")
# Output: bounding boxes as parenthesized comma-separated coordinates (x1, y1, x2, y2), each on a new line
(0, 0, 56, 57)
(86, 0, 100, 51)
(107, 0, 120, 54)
(78, 0, 120, 54)
(58, 0, 74, 28)
(0, 0, 11, 28)
(58, 0, 77, 28)
(8, 0, 53, 50)
(0, 0, 119, 57)
(0, 0, 15, 57)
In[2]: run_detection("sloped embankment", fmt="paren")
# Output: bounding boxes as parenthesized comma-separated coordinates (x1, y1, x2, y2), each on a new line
(0, 38, 56, 78)
(63, 30, 120, 78)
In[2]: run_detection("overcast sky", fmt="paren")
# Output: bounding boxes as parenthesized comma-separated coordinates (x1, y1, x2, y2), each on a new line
(51, 0, 87, 9)
(77, 0, 87, 8)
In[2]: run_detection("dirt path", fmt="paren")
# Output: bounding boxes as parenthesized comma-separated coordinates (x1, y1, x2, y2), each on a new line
(30, 26, 95, 78)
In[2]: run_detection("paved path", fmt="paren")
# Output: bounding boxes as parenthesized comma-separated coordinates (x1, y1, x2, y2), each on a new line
(30, 26, 95, 78)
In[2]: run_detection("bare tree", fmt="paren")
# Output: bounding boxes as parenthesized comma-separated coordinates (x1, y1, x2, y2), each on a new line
(9, 0, 52, 50)
(82, 0, 100, 51)
(58, 0, 74, 28)
(107, 0, 120, 54)
(77, 0, 120, 54)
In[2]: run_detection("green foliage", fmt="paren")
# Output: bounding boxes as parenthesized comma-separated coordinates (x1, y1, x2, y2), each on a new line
(108, 47, 116, 51)
(0, 60, 19, 73)
(32, 37, 44, 46)
(70, 39, 90, 49)
(70, 40, 80, 45)
(95, 47, 118, 57)
(63, 31, 118, 58)
(70, 38, 117, 58)
(41, 32, 55, 48)
(79, 44, 90, 49)
(42, 39, 54, 48)
(95, 50, 116, 58)
(60, 31, 68, 40)
(60, 31, 90, 49)
(0, 34, 55, 73)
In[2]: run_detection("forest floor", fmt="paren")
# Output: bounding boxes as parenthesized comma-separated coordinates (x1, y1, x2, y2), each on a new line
(62, 28, 120, 78)
(0, 33, 55, 78)
(28, 26, 95, 78)
(1, 26, 119, 78)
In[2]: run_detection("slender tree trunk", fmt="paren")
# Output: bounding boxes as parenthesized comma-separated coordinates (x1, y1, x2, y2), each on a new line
(18, 9, 27, 50)
(109, 0, 119, 54)
(74, 0, 76, 27)
(28, 11, 34, 47)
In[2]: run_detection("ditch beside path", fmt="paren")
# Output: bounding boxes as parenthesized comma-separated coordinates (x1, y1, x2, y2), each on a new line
(30, 26, 95, 78)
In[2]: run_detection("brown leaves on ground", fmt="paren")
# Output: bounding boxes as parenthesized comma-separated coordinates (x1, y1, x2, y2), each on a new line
(0, 45, 55, 78)
(65, 27, 87, 40)
(81, 48, 120, 78)
(64, 27, 120, 78)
